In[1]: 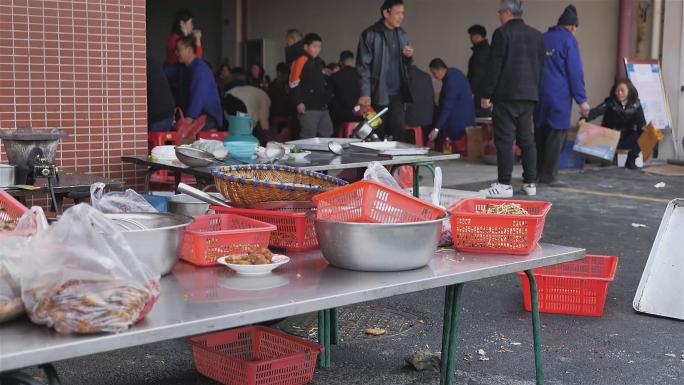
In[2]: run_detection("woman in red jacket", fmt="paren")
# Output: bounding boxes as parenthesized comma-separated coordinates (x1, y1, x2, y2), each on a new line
(165, 9, 203, 66)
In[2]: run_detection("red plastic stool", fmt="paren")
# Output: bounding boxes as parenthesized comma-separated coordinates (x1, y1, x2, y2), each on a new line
(197, 129, 228, 141)
(405, 125, 423, 146)
(148, 131, 178, 151)
(338, 122, 358, 138)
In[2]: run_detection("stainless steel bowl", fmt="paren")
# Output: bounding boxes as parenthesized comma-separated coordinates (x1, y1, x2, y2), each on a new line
(167, 193, 228, 217)
(105, 213, 194, 276)
(315, 218, 444, 271)
(175, 146, 215, 167)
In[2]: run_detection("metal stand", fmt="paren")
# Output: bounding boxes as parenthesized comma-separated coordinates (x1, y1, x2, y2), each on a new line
(439, 284, 464, 385)
(439, 271, 543, 385)
(412, 163, 436, 198)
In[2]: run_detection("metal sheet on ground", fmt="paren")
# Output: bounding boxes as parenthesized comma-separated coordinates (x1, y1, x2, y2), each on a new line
(634, 199, 684, 320)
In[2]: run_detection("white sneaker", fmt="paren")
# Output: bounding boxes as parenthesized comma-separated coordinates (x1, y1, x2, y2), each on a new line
(522, 183, 537, 196)
(480, 183, 513, 198)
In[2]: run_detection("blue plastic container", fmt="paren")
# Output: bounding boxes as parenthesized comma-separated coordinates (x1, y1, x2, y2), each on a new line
(224, 141, 258, 159)
(226, 115, 258, 143)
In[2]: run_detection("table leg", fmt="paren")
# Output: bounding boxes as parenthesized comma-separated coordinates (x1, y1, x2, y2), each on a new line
(173, 172, 181, 192)
(330, 307, 339, 345)
(318, 309, 332, 368)
(525, 270, 544, 385)
(412, 164, 421, 197)
(440, 284, 464, 385)
(144, 168, 154, 193)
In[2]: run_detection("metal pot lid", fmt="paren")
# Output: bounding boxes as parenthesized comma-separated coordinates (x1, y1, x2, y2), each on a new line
(0, 128, 68, 141)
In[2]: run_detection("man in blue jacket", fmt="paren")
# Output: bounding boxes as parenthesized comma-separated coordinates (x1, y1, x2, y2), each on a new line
(534, 4, 590, 186)
(175, 35, 224, 131)
(427, 59, 475, 144)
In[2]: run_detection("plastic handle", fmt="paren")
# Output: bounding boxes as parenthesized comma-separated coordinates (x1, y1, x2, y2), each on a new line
(177, 183, 232, 208)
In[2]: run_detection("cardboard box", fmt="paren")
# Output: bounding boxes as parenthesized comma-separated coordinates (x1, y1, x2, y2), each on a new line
(572, 122, 621, 163)
(466, 125, 484, 162)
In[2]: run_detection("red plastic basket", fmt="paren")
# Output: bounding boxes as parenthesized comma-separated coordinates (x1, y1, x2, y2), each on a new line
(0, 189, 28, 232)
(312, 180, 446, 223)
(447, 198, 552, 255)
(212, 205, 318, 252)
(180, 214, 277, 266)
(188, 326, 322, 385)
(517, 255, 619, 317)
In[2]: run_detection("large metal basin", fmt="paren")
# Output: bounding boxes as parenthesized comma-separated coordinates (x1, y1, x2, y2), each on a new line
(105, 213, 194, 276)
(315, 218, 444, 271)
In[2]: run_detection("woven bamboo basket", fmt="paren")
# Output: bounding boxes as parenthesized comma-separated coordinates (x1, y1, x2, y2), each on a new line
(211, 164, 347, 207)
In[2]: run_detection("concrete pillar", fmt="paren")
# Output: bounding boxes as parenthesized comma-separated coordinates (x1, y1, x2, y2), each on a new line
(617, 0, 633, 79)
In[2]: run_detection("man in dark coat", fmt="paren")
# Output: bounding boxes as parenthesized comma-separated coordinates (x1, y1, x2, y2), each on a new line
(357, 0, 414, 141)
(427, 59, 476, 143)
(329, 50, 362, 136)
(535, 4, 590, 186)
(480, 0, 545, 198)
(405, 65, 435, 143)
(467, 24, 491, 117)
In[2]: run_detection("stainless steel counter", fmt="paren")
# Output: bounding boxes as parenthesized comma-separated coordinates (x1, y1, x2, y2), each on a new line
(0, 244, 584, 372)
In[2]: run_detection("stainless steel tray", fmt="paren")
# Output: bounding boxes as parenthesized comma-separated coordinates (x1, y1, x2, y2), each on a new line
(286, 137, 361, 152)
(348, 141, 430, 156)
(633, 199, 684, 320)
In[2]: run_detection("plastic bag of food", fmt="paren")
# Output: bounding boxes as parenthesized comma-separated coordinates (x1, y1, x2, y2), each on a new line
(90, 182, 157, 213)
(363, 162, 403, 191)
(16, 204, 160, 334)
(0, 207, 48, 323)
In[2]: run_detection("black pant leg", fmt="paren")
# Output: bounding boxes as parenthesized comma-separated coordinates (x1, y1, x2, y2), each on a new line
(492, 102, 517, 185)
(535, 125, 549, 181)
(514, 102, 538, 184)
(387, 95, 406, 142)
(544, 129, 568, 182)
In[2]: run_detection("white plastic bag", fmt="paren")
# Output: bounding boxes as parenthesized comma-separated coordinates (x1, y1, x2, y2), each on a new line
(190, 139, 228, 159)
(0, 207, 48, 323)
(17, 204, 160, 334)
(363, 162, 403, 190)
(90, 182, 157, 213)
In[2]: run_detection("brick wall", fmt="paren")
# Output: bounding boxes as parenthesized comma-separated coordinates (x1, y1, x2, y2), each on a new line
(0, 0, 147, 188)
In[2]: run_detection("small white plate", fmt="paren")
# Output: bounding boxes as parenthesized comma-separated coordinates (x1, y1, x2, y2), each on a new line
(217, 254, 290, 276)
(287, 151, 311, 161)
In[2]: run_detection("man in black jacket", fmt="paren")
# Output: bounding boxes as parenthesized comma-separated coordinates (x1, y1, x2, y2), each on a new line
(405, 65, 434, 144)
(357, 0, 414, 141)
(480, 0, 544, 198)
(289, 33, 333, 138)
(467, 24, 491, 118)
(330, 51, 362, 136)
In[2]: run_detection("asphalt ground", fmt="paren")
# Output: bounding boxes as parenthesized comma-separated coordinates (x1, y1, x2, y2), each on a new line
(18, 164, 684, 385)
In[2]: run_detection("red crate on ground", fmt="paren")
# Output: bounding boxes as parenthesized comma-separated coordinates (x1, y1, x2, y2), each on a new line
(312, 180, 445, 223)
(212, 206, 318, 252)
(447, 198, 552, 255)
(517, 255, 619, 317)
(180, 214, 276, 266)
(0, 189, 28, 232)
(187, 326, 322, 385)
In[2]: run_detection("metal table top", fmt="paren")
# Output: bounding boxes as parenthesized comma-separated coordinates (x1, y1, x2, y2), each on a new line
(121, 151, 460, 175)
(2, 170, 124, 197)
(0, 244, 584, 372)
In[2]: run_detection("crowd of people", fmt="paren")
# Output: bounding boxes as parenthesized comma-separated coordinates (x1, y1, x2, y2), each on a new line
(147, 0, 648, 198)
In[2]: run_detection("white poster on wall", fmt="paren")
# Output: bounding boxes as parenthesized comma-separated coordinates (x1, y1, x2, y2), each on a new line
(625, 61, 672, 130)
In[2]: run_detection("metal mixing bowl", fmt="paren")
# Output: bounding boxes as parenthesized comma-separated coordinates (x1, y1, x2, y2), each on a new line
(174, 146, 216, 168)
(105, 213, 194, 276)
(167, 193, 228, 216)
(315, 218, 444, 272)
